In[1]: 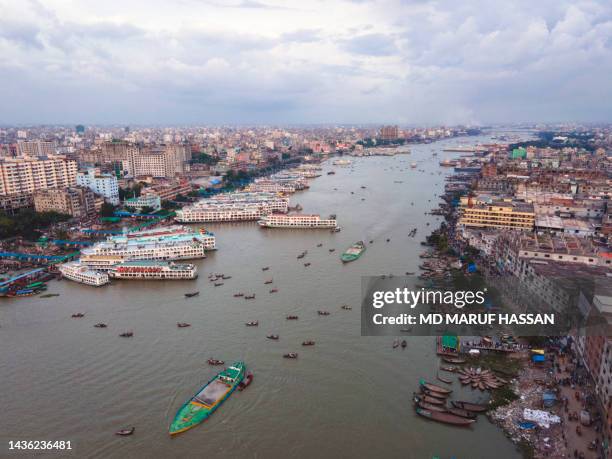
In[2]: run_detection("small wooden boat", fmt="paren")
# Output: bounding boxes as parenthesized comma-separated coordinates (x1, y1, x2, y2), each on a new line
(237, 371, 253, 391)
(420, 379, 452, 394)
(283, 353, 298, 359)
(93, 323, 107, 328)
(393, 339, 400, 349)
(442, 357, 466, 364)
(304, 262, 311, 267)
(266, 334, 279, 340)
(214, 282, 224, 287)
(245, 295, 256, 300)
(413, 395, 448, 413)
(262, 267, 269, 271)
(119, 331, 133, 338)
(317, 243, 323, 247)
(286, 315, 299, 320)
(341, 304, 352, 310)
(207, 359, 224, 365)
(317, 310, 330, 316)
(437, 373, 452, 384)
(233, 293, 244, 297)
(184, 292, 199, 298)
(447, 407, 477, 419)
(401, 340, 407, 348)
(421, 388, 448, 400)
(419, 395, 445, 405)
(405, 271, 415, 275)
(386, 238, 390, 242)
(451, 401, 488, 413)
(115, 427, 135, 436)
(302, 341, 315, 346)
(440, 366, 458, 373)
(328, 249, 335, 252)
(269, 289, 278, 293)
(415, 408, 475, 426)
(297, 253, 305, 259)
(71, 313, 85, 318)
(245, 321, 259, 326)
(221, 275, 232, 280)
(264, 280, 273, 284)
(177, 322, 191, 328)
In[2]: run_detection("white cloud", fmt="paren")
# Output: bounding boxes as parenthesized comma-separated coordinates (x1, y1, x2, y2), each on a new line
(0, 0, 610, 124)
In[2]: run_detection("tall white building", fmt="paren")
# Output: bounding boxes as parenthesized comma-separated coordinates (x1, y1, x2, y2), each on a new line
(0, 155, 77, 195)
(76, 168, 120, 205)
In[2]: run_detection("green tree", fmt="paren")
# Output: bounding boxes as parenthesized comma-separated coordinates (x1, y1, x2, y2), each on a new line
(99, 202, 116, 218)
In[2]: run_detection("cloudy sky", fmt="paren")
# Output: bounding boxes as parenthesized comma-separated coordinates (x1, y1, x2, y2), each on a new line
(1, 0, 612, 125)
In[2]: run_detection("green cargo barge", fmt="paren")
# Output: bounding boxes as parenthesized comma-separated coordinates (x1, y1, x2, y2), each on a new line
(169, 361, 245, 436)
(340, 241, 366, 263)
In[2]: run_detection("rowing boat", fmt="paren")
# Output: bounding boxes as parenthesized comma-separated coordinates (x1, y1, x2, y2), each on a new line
(451, 401, 488, 412)
(413, 395, 448, 413)
(447, 407, 477, 419)
(169, 362, 245, 436)
(420, 379, 452, 394)
(415, 408, 475, 426)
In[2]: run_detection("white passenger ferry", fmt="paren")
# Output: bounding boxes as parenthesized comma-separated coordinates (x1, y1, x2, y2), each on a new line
(258, 214, 338, 229)
(176, 203, 272, 223)
(109, 261, 197, 280)
(59, 261, 110, 286)
(80, 227, 213, 261)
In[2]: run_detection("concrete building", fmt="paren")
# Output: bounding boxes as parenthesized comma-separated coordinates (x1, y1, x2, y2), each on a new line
(379, 125, 399, 141)
(458, 198, 535, 230)
(76, 168, 120, 205)
(0, 156, 78, 195)
(33, 187, 96, 218)
(124, 194, 162, 212)
(17, 140, 56, 157)
(128, 144, 190, 178)
(142, 180, 192, 201)
(0, 193, 34, 215)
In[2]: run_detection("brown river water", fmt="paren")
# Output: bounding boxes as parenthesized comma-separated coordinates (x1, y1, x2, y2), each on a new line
(0, 132, 530, 458)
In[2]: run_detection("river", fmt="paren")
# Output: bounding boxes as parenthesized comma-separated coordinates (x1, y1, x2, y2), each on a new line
(0, 131, 530, 459)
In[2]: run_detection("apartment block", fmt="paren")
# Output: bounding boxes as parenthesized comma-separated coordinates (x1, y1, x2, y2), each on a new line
(17, 140, 56, 157)
(0, 156, 78, 195)
(458, 198, 535, 230)
(33, 187, 96, 218)
(76, 168, 120, 205)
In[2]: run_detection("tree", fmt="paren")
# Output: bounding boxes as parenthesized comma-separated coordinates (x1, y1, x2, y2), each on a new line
(99, 202, 116, 218)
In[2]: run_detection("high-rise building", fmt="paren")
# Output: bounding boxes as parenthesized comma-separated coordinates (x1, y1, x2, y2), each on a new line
(0, 156, 78, 195)
(76, 168, 120, 205)
(17, 140, 56, 157)
(33, 186, 96, 218)
(379, 125, 399, 141)
(127, 144, 190, 178)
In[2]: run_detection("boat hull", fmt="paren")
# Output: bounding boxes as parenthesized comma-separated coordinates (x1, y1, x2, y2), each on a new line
(169, 362, 245, 435)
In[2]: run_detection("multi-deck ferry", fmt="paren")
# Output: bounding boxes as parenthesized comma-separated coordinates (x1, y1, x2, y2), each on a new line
(209, 192, 289, 213)
(258, 214, 338, 229)
(80, 227, 214, 261)
(176, 203, 272, 223)
(109, 261, 197, 280)
(58, 261, 110, 286)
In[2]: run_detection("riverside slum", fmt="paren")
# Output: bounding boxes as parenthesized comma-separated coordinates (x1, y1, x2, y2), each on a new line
(488, 339, 608, 459)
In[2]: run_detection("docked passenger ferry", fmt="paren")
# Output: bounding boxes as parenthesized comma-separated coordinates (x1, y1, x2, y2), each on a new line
(58, 261, 110, 286)
(176, 203, 272, 223)
(258, 214, 338, 229)
(80, 227, 213, 261)
(109, 261, 197, 280)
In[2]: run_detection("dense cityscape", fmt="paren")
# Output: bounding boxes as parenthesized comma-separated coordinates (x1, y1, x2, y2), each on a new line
(2, 0, 612, 457)
(0, 123, 610, 458)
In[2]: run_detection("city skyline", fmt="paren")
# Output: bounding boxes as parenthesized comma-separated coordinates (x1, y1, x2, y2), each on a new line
(2, 0, 612, 125)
